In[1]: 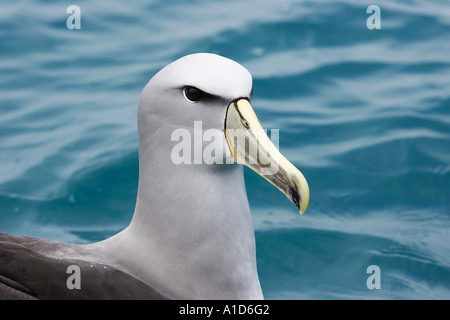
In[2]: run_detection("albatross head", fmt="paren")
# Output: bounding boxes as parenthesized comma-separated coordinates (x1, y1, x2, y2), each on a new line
(137, 53, 309, 213)
(113, 53, 311, 299)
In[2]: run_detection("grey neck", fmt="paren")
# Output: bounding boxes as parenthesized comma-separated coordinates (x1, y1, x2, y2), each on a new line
(104, 124, 263, 299)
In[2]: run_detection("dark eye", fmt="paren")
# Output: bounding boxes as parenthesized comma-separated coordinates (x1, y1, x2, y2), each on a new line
(184, 87, 202, 102)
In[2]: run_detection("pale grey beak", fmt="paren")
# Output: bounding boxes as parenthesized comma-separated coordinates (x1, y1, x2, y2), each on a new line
(224, 98, 310, 214)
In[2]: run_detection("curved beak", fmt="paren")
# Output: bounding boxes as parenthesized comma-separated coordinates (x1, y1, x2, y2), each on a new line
(224, 98, 310, 214)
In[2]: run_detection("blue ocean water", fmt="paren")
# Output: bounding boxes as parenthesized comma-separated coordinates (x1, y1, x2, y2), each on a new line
(0, 0, 449, 299)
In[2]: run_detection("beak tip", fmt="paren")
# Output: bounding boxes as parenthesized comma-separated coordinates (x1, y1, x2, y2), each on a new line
(298, 203, 306, 215)
(300, 191, 310, 215)
(289, 185, 309, 215)
(299, 199, 308, 215)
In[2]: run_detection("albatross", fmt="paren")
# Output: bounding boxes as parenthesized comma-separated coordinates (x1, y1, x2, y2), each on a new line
(0, 53, 309, 300)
